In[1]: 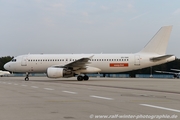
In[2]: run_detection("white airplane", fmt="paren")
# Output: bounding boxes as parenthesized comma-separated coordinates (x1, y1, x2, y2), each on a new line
(156, 69, 180, 78)
(4, 26, 176, 81)
(0, 70, 10, 77)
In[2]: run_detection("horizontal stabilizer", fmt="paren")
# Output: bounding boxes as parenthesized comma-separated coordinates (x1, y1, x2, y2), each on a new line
(150, 55, 174, 62)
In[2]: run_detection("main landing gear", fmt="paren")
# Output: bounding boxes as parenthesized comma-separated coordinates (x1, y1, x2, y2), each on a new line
(25, 72, 29, 81)
(77, 75, 89, 81)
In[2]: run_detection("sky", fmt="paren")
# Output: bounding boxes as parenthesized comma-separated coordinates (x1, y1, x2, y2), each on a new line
(1, 0, 180, 57)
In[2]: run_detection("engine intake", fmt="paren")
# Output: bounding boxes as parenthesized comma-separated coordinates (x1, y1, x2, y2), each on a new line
(47, 67, 73, 78)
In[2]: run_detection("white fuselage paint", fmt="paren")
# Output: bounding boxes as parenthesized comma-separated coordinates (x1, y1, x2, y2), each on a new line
(4, 26, 175, 80)
(4, 53, 175, 74)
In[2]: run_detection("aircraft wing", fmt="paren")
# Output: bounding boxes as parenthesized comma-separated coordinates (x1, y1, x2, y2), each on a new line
(64, 57, 92, 68)
(52, 55, 93, 70)
(155, 71, 178, 75)
(150, 55, 174, 62)
(171, 69, 180, 72)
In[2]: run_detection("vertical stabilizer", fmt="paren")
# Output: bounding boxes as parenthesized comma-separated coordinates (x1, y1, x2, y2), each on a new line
(139, 26, 172, 55)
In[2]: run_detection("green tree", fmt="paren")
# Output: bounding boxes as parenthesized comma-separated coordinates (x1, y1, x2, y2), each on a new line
(0, 56, 13, 70)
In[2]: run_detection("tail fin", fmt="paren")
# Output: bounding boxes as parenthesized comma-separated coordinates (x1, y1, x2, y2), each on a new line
(139, 26, 173, 55)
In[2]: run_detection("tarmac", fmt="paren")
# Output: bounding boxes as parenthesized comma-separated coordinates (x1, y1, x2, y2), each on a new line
(0, 77, 179, 120)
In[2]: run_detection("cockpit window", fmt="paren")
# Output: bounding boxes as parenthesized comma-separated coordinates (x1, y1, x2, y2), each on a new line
(11, 59, 17, 62)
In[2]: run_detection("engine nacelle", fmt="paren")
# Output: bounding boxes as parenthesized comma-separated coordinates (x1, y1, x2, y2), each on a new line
(47, 67, 73, 78)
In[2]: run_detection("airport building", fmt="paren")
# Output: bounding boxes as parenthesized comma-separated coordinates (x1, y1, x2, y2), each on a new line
(2, 73, 175, 79)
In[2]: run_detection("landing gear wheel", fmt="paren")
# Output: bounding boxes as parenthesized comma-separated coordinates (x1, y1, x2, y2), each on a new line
(25, 72, 29, 81)
(25, 77, 29, 81)
(84, 75, 89, 81)
(77, 75, 84, 81)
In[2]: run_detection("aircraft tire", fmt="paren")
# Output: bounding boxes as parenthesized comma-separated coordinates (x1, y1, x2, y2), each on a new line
(25, 77, 29, 81)
(77, 75, 83, 81)
(84, 75, 89, 81)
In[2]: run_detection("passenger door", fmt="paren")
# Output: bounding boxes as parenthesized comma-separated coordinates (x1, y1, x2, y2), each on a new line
(21, 56, 27, 66)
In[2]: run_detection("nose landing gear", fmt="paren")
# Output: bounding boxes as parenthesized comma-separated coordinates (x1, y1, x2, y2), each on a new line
(25, 72, 29, 81)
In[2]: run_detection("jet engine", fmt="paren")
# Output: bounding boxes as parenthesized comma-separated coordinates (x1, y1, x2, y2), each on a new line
(47, 67, 74, 78)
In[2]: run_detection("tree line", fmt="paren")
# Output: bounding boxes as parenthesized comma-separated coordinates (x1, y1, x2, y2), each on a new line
(0, 56, 180, 75)
(0, 56, 14, 71)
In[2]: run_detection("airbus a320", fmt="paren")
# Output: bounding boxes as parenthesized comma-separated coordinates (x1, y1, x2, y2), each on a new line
(4, 26, 175, 81)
